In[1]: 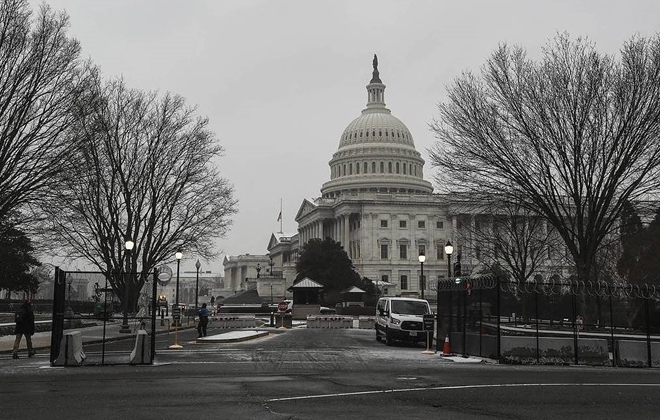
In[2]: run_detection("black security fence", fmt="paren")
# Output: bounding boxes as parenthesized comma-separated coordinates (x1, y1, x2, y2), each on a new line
(433, 276, 660, 367)
(50, 267, 159, 366)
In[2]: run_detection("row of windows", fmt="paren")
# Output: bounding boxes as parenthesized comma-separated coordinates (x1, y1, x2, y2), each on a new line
(333, 161, 420, 178)
(381, 220, 444, 229)
(380, 274, 431, 291)
(380, 243, 447, 260)
(344, 128, 410, 141)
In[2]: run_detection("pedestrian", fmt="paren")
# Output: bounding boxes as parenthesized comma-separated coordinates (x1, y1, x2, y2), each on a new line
(12, 299, 36, 359)
(197, 302, 209, 338)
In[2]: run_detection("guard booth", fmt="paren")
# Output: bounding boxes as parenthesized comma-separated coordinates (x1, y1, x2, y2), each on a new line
(287, 277, 323, 320)
(340, 286, 366, 308)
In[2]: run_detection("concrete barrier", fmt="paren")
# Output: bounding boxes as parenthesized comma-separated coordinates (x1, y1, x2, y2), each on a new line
(211, 315, 259, 328)
(616, 340, 660, 367)
(497, 335, 609, 365)
(54, 331, 86, 366)
(306, 316, 352, 328)
(129, 329, 151, 365)
(358, 316, 376, 329)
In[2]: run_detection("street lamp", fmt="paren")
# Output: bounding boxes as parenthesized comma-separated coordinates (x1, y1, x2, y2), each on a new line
(268, 258, 275, 277)
(444, 241, 454, 278)
(439, 240, 454, 353)
(169, 249, 184, 348)
(195, 259, 201, 309)
(256, 263, 261, 278)
(119, 239, 134, 333)
(175, 250, 182, 306)
(418, 253, 426, 299)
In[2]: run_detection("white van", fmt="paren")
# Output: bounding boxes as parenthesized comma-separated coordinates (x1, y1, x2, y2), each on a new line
(375, 297, 433, 346)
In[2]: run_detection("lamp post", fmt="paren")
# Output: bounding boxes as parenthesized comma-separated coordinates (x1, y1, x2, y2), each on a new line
(268, 258, 275, 277)
(418, 253, 426, 299)
(256, 263, 261, 278)
(195, 259, 201, 310)
(440, 241, 454, 352)
(175, 250, 182, 306)
(119, 240, 134, 333)
(173, 250, 182, 327)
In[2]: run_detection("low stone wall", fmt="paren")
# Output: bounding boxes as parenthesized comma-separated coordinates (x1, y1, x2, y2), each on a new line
(210, 315, 259, 328)
(357, 316, 375, 329)
(499, 335, 609, 365)
(306, 316, 352, 329)
(449, 333, 609, 365)
(616, 340, 660, 367)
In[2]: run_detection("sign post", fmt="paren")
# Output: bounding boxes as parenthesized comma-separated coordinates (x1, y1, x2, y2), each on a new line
(422, 314, 435, 354)
(169, 304, 183, 349)
(278, 300, 288, 329)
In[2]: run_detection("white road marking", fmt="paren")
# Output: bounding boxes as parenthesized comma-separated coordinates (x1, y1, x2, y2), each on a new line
(265, 383, 660, 402)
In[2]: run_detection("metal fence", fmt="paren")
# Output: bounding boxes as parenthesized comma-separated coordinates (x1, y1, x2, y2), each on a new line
(433, 275, 660, 367)
(50, 267, 159, 366)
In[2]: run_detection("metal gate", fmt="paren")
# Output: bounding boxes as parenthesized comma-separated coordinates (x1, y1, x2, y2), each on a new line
(49, 267, 159, 366)
(433, 275, 660, 367)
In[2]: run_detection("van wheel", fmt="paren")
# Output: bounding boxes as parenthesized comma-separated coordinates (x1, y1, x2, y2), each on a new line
(375, 328, 381, 341)
(385, 328, 393, 346)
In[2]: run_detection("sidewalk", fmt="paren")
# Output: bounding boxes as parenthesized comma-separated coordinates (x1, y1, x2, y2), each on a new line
(0, 316, 197, 355)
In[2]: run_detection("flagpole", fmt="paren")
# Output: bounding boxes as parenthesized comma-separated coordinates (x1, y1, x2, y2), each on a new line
(279, 198, 283, 233)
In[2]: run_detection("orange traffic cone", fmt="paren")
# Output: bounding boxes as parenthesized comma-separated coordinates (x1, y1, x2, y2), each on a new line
(442, 334, 452, 356)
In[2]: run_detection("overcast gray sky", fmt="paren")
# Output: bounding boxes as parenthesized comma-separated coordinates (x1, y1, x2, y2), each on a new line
(31, 0, 660, 273)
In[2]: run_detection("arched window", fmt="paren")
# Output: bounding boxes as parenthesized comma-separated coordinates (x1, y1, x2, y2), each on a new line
(380, 162, 384, 173)
(388, 162, 392, 173)
(343, 164, 346, 176)
(349, 163, 353, 175)
(356, 163, 360, 174)
(396, 162, 400, 173)
(403, 163, 407, 174)
(364, 162, 368, 173)
(372, 162, 376, 173)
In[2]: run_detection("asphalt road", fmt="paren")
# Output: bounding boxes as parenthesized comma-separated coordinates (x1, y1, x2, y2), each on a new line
(2, 327, 660, 420)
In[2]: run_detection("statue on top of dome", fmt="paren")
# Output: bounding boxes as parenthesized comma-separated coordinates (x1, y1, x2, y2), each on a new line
(371, 54, 382, 83)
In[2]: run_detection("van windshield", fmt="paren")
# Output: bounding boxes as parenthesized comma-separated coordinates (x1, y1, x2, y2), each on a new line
(391, 300, 429, 315)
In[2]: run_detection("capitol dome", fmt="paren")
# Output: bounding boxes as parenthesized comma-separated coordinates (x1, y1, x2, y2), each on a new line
(321, 55, 433, 198)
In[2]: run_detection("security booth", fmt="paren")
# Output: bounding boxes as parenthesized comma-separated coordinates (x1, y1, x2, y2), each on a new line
(287, 277, 323, 320)
(340, 286, 366, 308)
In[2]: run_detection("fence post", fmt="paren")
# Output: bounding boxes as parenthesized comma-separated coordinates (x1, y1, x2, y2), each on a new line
(436, 281, 441, 353)
(535, 289, 540, 364)
(609, 285, 615, 367)
(151, 267, 158, 364)
(479, 287, 483, 357)
(462, 286, 467, 357)
(496, 276, 501, 363)
(571, 284, 578, 365)
(645, 297, 652, 368)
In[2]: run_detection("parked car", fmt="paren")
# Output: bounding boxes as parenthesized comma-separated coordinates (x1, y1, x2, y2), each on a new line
(375, 297, 432, 346)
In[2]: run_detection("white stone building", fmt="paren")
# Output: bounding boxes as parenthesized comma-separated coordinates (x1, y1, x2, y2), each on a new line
(292, 56, 455, 298)
(261, 56, 570, 301)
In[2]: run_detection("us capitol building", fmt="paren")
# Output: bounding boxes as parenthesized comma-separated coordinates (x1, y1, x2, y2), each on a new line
(225, 56, 563, 300)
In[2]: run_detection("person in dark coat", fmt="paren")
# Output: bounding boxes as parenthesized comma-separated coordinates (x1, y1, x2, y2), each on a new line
(12, 299, 36, 359)
(197, 303, 209, 338)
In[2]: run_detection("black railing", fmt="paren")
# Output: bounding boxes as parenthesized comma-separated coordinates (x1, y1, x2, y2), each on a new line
(433, 276, 660, 367)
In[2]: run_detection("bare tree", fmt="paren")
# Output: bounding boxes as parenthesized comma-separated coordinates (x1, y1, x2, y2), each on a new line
(459, 201, 564, 283)
(429, 33, 660, 284)
(0, 0, 83, 226)
(41, 78, 238, 310)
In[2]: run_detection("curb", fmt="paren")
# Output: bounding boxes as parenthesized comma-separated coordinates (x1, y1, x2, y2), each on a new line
(196, 331, 270, 344)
